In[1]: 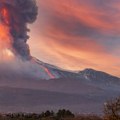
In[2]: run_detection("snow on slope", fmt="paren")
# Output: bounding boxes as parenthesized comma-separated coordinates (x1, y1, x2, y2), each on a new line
(32, 57, 79, 80)
(79, 68, 120, 85)
(31, 57, 120, 85)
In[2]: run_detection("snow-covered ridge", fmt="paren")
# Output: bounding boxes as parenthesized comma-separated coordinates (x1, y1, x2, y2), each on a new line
(78, 68, 120, 85)
(31, 57, 78, 80)
(31, 58, 120, 84)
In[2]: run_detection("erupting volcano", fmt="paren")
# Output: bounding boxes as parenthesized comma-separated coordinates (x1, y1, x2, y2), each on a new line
(0, 0, 82, 80)
(0, 0, 58, 80)
(0, 0, 38, 60)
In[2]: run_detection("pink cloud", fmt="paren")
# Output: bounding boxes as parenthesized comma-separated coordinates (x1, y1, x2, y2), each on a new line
(29, 0, 120, 77)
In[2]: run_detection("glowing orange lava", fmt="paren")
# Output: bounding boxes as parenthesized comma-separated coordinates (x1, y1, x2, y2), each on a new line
(42, 66, 55, 79)
(0, 24, 9, 40)
(39, 64, 55, 79)
(0, 7, 14, 61)
(0, 6, 10, 25)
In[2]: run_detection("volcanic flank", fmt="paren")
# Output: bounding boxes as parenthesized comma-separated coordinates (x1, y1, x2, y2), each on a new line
(0, 0, 38, 60)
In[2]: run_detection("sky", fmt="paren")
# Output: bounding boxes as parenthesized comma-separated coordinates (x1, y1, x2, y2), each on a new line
(28, 0, 120, 77)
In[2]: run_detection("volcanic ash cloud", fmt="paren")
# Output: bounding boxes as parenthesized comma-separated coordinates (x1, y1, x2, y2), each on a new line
(0, 0, 38, 60)
(0, 0, 41, 79)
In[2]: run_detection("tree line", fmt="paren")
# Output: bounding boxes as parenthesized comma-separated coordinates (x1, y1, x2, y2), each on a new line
(0, 97, 119, 120)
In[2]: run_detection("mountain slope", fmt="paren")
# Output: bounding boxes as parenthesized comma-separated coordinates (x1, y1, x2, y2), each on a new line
(0, 58, 119, 114)
(32, 58, 120, 83)
(32, 57, 79, 80)
(0, 85, 119, 114)
(79, 68, 120, 85)
(0, 72, 119, 114)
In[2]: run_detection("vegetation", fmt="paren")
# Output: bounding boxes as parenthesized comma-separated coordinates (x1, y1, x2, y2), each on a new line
(0, 97, 119, 120)
(0, 109, 102, 120)
(0, 112, 103, 120)
(0, 109, 75, 120)
(104, 97, 120, 120)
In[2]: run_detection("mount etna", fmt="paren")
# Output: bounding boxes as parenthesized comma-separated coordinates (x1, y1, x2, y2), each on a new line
(0, 0, 120, 115)
(0, 57, 119, 114)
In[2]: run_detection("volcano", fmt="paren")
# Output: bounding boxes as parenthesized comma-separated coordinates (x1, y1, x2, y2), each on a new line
(0, 58, 119, 114)
(30, 57, 120, 82)
(0, 0, 120, 114)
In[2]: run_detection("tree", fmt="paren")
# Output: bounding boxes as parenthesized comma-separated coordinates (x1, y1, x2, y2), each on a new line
(104, 97, 120, 120)
(56, 109, 74, 119)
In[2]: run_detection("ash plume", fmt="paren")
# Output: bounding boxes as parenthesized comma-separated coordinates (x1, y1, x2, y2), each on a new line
(0, 0, 38, 60)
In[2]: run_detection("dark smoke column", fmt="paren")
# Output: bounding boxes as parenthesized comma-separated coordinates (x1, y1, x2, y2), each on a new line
(0, 0, 38, 60)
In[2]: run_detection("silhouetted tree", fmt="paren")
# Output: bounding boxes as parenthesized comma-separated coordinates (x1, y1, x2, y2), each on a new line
(104, 97, 120, 120)
(40, 110, 55, 119)
(56, 109, 74, 119)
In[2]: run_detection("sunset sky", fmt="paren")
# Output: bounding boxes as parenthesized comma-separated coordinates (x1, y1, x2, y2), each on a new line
(29, 0, 120, 77)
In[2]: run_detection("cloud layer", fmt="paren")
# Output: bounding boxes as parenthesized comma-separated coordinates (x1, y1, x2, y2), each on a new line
(29, 0, 120, 76)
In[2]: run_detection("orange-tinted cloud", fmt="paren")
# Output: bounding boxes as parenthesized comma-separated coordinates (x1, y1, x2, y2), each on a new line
(29, 0, 120, 77)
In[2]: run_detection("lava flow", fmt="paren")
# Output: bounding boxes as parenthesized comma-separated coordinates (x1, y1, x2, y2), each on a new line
(40, 65, 55, 79)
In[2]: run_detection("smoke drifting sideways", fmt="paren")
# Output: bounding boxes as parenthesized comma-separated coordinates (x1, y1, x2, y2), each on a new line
(0, 59, 48, 82)
(0, 0, 38, 60)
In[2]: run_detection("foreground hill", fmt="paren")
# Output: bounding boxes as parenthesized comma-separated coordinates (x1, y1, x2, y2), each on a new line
(0, 76, 119, 114)
(0, 86, 119, 114)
